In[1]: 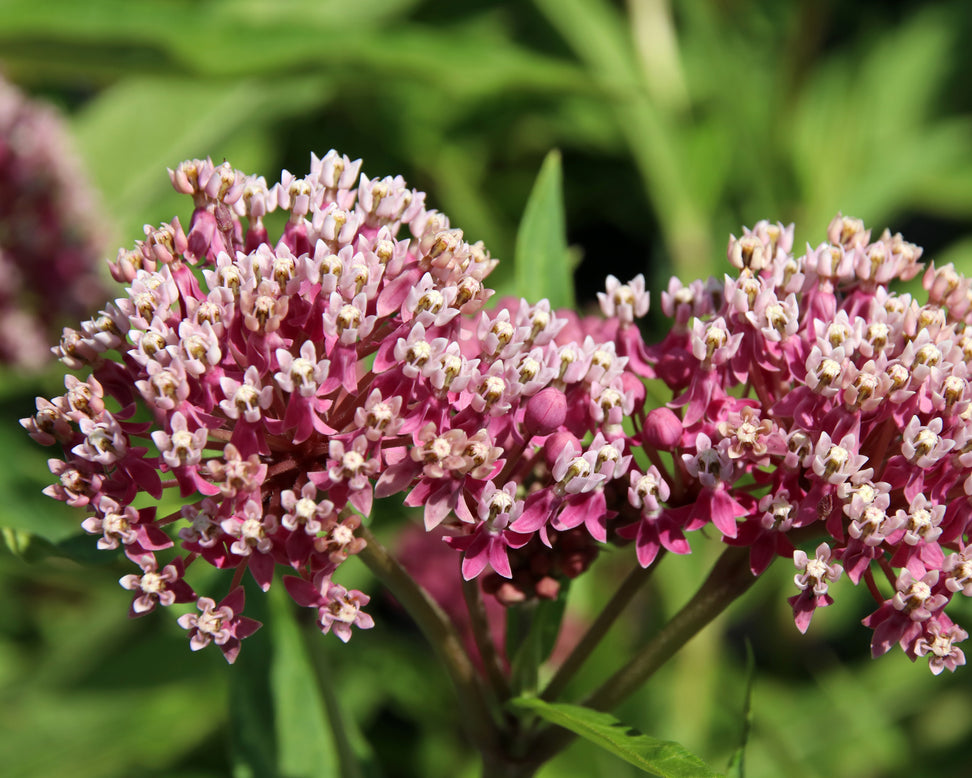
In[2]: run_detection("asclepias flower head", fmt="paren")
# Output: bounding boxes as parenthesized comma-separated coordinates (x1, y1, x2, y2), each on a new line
(22, 145, 972, 678)
(23, 151, 631, 661)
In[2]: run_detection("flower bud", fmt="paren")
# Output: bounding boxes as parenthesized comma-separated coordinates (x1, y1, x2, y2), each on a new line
(543, 431, 580, 469)
(643, 407, 682, 450)
(524, 387, 567, 438)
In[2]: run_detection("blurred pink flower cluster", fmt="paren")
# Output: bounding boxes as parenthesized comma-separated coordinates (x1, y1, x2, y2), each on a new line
(23, 147, 972, 674)
(0, 75, 106, 367)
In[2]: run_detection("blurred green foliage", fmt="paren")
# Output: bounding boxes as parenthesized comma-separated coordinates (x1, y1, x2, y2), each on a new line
(2, 0, 971, 776)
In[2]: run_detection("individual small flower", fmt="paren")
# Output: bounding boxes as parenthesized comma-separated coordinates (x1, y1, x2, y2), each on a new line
(627, 467, 670, 513)
(177, 589, 261, 664)
(219, 366, 274, 423)
(914, 618, 968, 675)
(447, 481, 530, 580)
(285, 575, 374, 642)
(119, 556, 194, 616)
(151, 411, 209, 468)
(891, 569, 948, 623)
(597, 274, 649, 324)
(900, 416, 954, 468)
(788, 543, 843, 633)
(810, 431, 870, 485)
(683, 433, 734, 490)
(716, 405, 774, 461)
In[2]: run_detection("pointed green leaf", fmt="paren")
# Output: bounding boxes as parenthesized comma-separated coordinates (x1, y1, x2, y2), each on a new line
(510, 697, 724, 777)
(268, 586, 342, 778)
(514, 149, 574, 309)
(72, 75, 331, 237)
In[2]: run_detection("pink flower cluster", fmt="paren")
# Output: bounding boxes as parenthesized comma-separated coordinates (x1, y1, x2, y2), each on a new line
(22, 147, 972, 675)
(0, 75, 106, 367)
(609, 215, 972, 675)
(24, 151, 625, 661)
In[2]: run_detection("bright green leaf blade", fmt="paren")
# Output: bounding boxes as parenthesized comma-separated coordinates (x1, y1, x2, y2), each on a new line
(0, 684, 225, 778)
(511, 697, 724, 778)
(0, 1, 589, 99)
(0, 422, 82, 545)
(513, 149, 574, 308)
(230, 584, 359, 778)
(268, 585, 343, 778)
(506, 591, 569, 697)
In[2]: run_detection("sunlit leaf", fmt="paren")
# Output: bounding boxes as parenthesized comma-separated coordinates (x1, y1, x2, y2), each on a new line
(514, 149, 574, 308)
(72, 75, 332, 237)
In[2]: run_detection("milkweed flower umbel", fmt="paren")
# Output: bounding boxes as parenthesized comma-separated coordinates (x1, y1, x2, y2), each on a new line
(22, 148, 972, 676)
(23, 152, 631, 660)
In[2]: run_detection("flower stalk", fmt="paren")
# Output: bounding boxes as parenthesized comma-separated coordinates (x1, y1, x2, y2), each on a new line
(357, 526, 502, 757)
(523, 546, 761, 771)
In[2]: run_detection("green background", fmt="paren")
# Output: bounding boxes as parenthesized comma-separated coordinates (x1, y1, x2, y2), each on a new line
(2, 1, 971, 776)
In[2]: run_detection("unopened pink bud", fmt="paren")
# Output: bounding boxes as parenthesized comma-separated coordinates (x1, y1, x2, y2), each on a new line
(544, 431, 581, 469)
(524, 387, 567, 438)
(643, 407, 682, 450)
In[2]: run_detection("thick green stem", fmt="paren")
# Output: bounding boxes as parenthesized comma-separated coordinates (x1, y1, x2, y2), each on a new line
(524, 546, 761, 769)
(541, 552, 664, 702)
(357, 526, 501, 757)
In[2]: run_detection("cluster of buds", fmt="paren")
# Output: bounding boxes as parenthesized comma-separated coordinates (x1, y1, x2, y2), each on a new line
(0, 75, 106, 367)
(23, 148, 972, 675)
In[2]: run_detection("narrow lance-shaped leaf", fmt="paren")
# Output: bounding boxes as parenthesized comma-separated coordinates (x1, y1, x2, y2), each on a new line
(267, 585, 348, 778)
(511, 697, 724, 778)
(514, 149, 575, 309)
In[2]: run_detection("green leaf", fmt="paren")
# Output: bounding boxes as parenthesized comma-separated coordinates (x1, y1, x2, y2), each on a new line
(726, 642, 755, 778)
(0, 1, 588, 100)
(228, 586, 277, 778)
(510, 697, 724, 778)
(513, 149, 574, 308)
(268, 586, 343, 778)
(531, 0, 712, 278)
(0, 422, 82, 546)
(72, 75, 332, 238)
(506, 602, 538, 696)
(230, 583, 354, 778)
